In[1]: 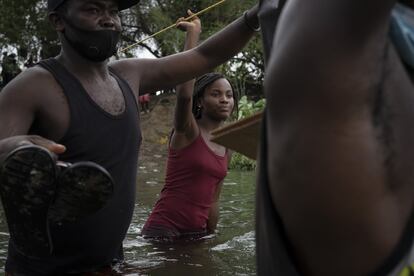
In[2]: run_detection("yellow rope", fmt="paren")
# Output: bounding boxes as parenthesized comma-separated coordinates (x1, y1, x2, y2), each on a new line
(119, 0, 227, 53)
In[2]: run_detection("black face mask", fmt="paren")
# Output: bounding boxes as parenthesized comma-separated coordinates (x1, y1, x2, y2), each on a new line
(62, 18, 120, 62)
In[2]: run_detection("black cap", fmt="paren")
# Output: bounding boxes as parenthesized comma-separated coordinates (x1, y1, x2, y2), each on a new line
(47, 0, 140, 11)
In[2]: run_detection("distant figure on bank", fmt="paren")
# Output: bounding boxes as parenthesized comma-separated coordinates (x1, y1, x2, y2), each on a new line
(24, 55, 35, 68)
(142, 13, 238, 241)
(1, 53, 21, 87)
(139, 93, 151, 113)
(1, 52, 7, 87)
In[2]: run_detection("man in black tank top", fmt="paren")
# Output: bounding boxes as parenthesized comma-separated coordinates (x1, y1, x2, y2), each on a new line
(0, 0, 260, 274)
(258, 0, 414, 275)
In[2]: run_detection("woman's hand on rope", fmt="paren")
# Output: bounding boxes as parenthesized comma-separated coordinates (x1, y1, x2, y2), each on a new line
(176, 10, 201, 36)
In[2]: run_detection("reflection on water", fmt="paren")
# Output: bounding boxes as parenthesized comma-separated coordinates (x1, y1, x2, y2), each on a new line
(0, 159, 256, 275)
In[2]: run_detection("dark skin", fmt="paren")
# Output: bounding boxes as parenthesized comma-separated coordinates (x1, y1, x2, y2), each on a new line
(0, 0, 258, 161)
(265, 0, 414, 275)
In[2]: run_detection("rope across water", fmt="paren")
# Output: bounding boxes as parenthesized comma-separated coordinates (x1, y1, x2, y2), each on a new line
(118, 0, 228, 53)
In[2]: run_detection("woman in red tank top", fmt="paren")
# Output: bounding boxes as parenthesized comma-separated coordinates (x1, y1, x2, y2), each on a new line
(141, 13, 239, 241)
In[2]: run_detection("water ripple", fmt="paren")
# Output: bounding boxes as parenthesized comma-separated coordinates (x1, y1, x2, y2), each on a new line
(211, 231, 255, 252)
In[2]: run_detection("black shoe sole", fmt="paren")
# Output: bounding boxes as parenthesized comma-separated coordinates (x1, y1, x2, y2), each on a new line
(0, 145, 56, 257)
(48, 161, 114, 224)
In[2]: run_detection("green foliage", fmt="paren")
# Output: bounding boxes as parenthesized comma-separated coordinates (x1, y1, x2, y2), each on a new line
(237, 95, 266, 120)
(113, 0, 263, 98)
(229, 96, 266, 171)
(229, 151, 256, 171)
(0, 0, 59, 62)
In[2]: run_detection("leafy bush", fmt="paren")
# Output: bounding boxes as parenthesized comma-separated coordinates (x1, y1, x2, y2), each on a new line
(229, 151, 257, 170)
(236, 96, 266, 120)
(229, 96, 265, 171)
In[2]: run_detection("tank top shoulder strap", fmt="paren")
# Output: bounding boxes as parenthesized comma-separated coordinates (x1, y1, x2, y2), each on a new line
(37, 58, 92, 125)
(37, 58, 81, 92)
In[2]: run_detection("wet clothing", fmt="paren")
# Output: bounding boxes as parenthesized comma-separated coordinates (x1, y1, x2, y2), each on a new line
(6, 58, 141, 274)
(142, 133, 228, 237)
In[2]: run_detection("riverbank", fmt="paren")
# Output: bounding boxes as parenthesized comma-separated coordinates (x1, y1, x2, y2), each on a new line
(138, 93, 176, 168)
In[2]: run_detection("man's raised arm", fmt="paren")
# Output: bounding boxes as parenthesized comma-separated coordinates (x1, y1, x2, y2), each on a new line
(111, 4, 260, 95)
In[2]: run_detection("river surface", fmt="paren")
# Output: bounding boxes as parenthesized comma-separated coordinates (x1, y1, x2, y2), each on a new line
(0, 157, 256, 275)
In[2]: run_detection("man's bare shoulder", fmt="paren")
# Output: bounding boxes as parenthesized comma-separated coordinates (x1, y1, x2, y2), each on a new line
(109, 57, 165, 95)
(0, 63, 67, 120)
(2, 65, 60, 96)
(109, 57, 158, 76)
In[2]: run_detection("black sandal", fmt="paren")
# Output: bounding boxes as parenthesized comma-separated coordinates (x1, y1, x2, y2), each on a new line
(0, 145, 57, 257)
(48, 161, 114, 224)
